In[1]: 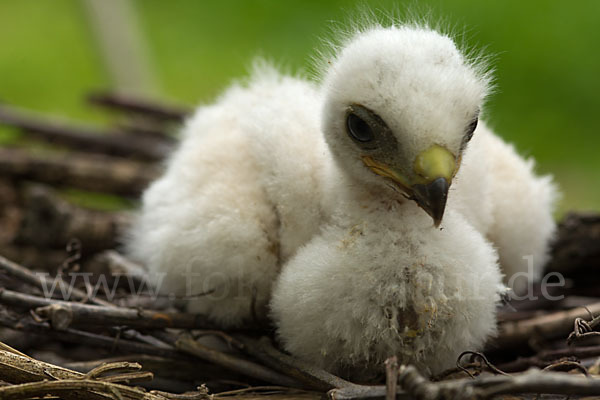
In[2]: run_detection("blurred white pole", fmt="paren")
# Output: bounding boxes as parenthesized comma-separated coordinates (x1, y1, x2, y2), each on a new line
(82, 0, 159, 97)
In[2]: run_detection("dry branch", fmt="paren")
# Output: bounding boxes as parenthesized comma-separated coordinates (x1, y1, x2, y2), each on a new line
(16, 184, 131, 251)
(0, 348, 114, 400)
(176, 335, 301, 388)
(0, 311, 187, 360)
(384, 356, 399, 400)
(0, 105, 172, 161)
(496, 344, 600, 372)
(87, 250, 149, 298)
(117, 121, 176, 143)
(0, 347, 151, 387)
(0, 147, 158, 196)
(0, 288, 217, 330)
(330, 365, 600, 400)
(0, 253, 113, 306)
(568, 313, 600, 345)
(236, 335, 355, 392)
(65, 355, 225, 385)
(0, 379, 165, 400)
(492, 302, 600, 349)
(88, 92, 190, 122)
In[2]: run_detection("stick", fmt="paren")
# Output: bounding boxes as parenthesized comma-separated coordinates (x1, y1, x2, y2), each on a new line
(65, 355, 216, 383)
(0, 105, 171, 161)
(330, 365, 600, 400)
(0, 288, 217, 330)
(384, 356, 399, 400)
(492, 302, 600, 349)
(88, 92, 190, 122)
(0, 347, 203, 399)
(0, 346, 82, 382)
(476, 369, 600, 398)
(0, 379, 166, 400)
(328, 384, 405, 400)
(0, 147, 158, 196)
(16, 184, 131, 252)
(117, 121, 176, 142)
(0, 254, 113, 307)
(176, 334, 301, 388)
(88, 250, 147, 286)
(235, 335, 355, 392)
(0, 311, 187, 360)
(567, 313, 600, 345)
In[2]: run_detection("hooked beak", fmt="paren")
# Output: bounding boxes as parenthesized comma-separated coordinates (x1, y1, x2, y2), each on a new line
(411, 144, 456, 227)
(411, 177, 450, 227)
(361, 144, 457, 227)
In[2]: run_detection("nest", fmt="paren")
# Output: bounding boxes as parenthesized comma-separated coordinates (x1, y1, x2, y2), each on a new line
(0, 94, 599, 399)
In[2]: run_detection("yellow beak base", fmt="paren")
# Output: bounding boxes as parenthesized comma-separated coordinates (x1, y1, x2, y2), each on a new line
(361, 144, 458, 227)
(413, 144, 456, 183)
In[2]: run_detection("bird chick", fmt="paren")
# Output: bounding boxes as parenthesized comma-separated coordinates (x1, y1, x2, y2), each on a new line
(127, 22, 557, 377)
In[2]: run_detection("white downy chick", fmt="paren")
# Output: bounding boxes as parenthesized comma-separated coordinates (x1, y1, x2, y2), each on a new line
(127, 22, 557, 376)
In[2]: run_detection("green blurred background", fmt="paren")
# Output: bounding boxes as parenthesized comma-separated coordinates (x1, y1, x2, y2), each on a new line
(0, 0, 598, 214)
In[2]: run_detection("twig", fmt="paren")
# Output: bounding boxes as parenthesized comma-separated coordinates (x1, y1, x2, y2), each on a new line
(0, 104, 171, 161)
(0, 253, 113, 307)
(15, 184, 131, 252)
(150, 387, 210, 400)
(65, 355, 214, 382)
(87, 250, 149, 294)
(175, 334, 301, 388)
(235, 335, 355, 392)
(0, 346, 85, 382)
(99, 371, 155, 385)
(330, 365, 600, 400)
(456, 351, 510, 377)
(116, 121, 175, 143)
(328, 384, 407, 400)
(191, 330, 244, 350)
(0, 379, 170, 400)
(88, 92, 190, 122)
(543, 360, 588, 375)
(0, 344, 210, 399)
(0, 147, 158, 196)
(475, 369, 600, 398)
(0, 311, 186, 360)
(496, 344, 600, 372)
(384, 356, 399, 400)
(0, 288, 219, 330)
(492, 302, 600, 349)
(83, 361, 143, 379)
(91, 250, 147, 278)
(213, 385, 306, 397)
(567, 313, 600, 345)
(0, 341, 31, 359)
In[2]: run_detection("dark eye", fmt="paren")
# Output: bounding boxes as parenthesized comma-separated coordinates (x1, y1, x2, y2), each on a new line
(347, 113, 374, 142)
(465, 117, 478, 142)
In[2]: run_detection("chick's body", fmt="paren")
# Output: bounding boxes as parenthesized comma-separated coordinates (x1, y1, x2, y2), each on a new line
(128, 71, 327, 324)
(128, 24, 556, 377)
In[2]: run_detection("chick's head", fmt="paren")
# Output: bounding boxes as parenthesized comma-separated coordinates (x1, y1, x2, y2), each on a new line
(322, 25, 491, 226)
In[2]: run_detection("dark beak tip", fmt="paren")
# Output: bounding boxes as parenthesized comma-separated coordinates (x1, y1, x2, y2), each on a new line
(412, 177, 450, 228)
